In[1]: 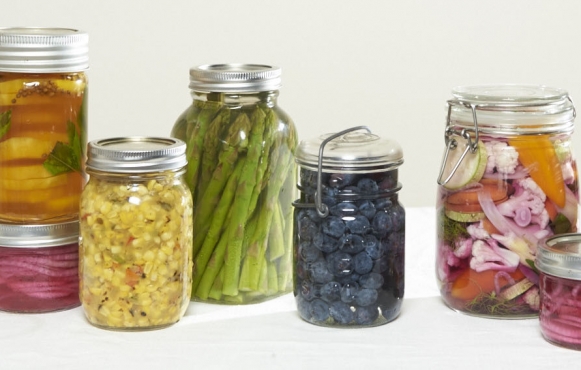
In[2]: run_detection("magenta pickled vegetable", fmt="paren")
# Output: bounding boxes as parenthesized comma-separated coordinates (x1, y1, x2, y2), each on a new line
(536, 234, 581, 350)
(0, 222, 79, 313)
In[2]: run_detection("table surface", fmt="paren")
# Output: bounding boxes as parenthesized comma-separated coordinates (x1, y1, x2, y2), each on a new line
(1, 207, 580, 369)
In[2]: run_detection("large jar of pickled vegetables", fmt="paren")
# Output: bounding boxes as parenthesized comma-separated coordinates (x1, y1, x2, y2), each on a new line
(0, 28, 88, 223)
(0, 220, 80, 313)
(79, 137, 193, 330)
(436, 85, 578, 318)
(293, 127, 405, 327)
(170, 64, 297, 304)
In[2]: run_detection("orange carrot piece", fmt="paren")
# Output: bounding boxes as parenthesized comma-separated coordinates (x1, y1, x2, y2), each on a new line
(509, 135, 565, 208)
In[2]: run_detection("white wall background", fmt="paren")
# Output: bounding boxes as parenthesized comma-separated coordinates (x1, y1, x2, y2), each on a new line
(3, 0, 581, 207)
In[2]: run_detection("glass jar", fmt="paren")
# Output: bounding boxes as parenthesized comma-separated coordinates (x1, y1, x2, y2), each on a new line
(0, 220, 79, 313)
(0, 27, 88, 223)
(293, 127, 405, 327)
(436, 85, 578, 318)
(79, 137, 193, 330)
(170, 64, 298, 304)
(536, 234, 581, 350)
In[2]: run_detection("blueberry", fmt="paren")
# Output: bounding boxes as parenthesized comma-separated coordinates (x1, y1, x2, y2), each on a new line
(299, 241, 321, 262)
(329, 301, 355, 324)
(336, 273, 360, 285)
(379, 175, 397, 191)
(317, 235, 340, 254)
(300, 280, 319, 301)
(297, 208, 319, 223)
(309, 299, 330, 322)
(374, 255, 390, 273)
(353, 252, 373, 274)
(371, 211, 393, 236)
(328, 173, 358, 189)
(355, 288, 378, 306)
(330, 202, 358, 217)
(355, 305, 380, 325)
(326, 251, 353, 276)
(390, 204, 405, 232)
(296, 261, 308, 280)
(339, 234, 365, 254)
(309, 260, 334, 284)
(359, 273, 384, 289)
(321, 216, 345, 238)
(345, 215, 371, 235)
(320, 281, 342, 302)
(373, 197, 393, 211)
(340, 282, 359, 303)
(297, 295, 312, 320)
(363, 234, 382, 260)
(357, 178, 379, 194)
(298, 217, 319, 241)
(357, 200, 376, 220)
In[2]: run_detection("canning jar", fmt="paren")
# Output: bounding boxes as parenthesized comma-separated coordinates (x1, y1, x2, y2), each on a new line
(0, 221, 79, 313)
(536, 234, 581, 350)
(0, 27, 88, 223)
(79, 137, 193, 330)
(436, 85, 578, 318)
(170, 63, 298, 304)
(293, 127, 405, 327)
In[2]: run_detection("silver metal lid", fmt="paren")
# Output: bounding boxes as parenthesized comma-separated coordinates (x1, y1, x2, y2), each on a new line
(0, 220, 78, 248)
(295, 127, 404, 173)
(189, 64, 281, 93)
(536, 233, 581, 280)
(86, 137, 187, 174)
(449, 84, 575, 136)
(0, 27, 89, 73)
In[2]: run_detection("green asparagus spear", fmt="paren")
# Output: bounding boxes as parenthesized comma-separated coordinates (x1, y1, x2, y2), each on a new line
(267, 201, 285, 261)
(192, 158, 244, 295)
(192, 113, 251, 256)
(239, 146, 293, 290)
(247, 107, 274, 215)
(221, 108, 266, 296)
(199, 108, 231, 198)
(184, 101, 222, 195)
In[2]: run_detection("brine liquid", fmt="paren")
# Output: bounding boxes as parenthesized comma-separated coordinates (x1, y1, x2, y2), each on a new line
(0, 72, 87, 223)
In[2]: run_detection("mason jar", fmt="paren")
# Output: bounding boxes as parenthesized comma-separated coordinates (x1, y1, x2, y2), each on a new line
(293, 127, 405, 327)
(536, 234, 581, 350)
(0, 221, 79, 313)
(436, 85, 578, 318)
(79, 137, 193, 330)
(170, 63, 298, 304)
(0, 27, 88, 223)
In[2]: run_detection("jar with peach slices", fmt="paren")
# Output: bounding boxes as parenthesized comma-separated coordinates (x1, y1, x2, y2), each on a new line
(436, 85, 578, 318)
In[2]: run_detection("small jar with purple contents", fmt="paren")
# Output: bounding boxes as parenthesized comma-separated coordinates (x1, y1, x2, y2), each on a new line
(0, 221, 79, 313)
(293, 126, 405, 327)
(536, 234, 581, 350)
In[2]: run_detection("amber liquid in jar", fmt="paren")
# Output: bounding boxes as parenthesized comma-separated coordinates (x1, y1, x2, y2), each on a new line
(0, 72, 87, 223)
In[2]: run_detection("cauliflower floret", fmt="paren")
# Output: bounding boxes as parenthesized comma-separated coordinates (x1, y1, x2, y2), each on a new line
(469, 239, 520, 273)
(467, 222, 490, 240)
(484, 141, 519, 175)
(496, 177, 550, 228)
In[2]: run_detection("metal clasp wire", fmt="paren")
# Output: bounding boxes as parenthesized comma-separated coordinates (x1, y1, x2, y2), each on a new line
(292, 126, 372, 218)
(437, 100, 481, 186)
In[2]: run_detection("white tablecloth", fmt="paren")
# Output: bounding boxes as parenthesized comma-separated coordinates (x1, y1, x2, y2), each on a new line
(1, 208, 580, 369)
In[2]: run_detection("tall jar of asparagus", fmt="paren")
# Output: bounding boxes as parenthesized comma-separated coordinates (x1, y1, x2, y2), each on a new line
(170, 64, 298, 304)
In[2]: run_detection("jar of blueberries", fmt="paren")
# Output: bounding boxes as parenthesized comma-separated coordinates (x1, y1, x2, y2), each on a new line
(293, 126, 405, 327)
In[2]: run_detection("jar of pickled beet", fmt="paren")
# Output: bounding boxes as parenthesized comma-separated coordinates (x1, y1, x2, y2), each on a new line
(170, 63, 298, 304)
(436, 85, 578, 318)
(0, 27, 88, 223)
(293, 127, 405, 327)
(536, 234, 581, 350)
(0, 220, 79, 313)
(79, 137, 193, 330)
